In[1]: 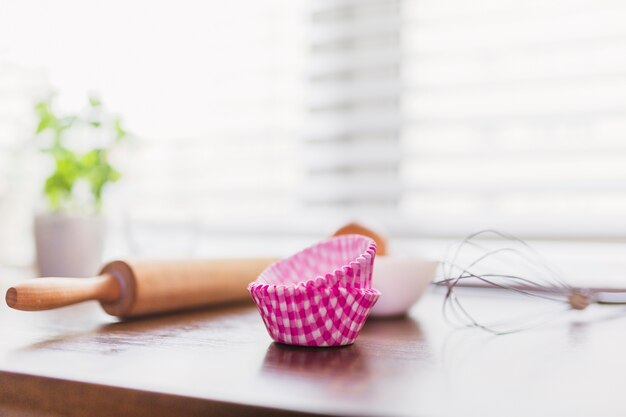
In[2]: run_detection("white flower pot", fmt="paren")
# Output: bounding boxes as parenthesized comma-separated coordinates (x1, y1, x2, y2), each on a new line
(34, 214, 105, 277)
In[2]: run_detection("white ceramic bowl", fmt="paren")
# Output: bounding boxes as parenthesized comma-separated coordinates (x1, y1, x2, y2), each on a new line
(370, 256, 438, 318)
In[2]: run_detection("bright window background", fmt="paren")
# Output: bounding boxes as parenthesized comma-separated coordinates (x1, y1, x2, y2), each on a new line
(399, 0, 626, 239)
(308, 0, 626, 240)
(0, 0, 307, 262)
(1, 0, 626, 282)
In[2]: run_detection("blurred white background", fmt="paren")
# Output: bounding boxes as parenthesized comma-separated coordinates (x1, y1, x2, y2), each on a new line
(1, 0, 626, 281)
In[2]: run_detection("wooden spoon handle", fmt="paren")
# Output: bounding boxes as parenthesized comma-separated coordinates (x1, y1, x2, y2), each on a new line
(5, 274, 121, 311)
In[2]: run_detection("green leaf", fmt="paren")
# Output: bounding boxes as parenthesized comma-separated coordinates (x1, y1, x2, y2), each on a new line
(80, 149, 102, 168)
(36, 119, 50, 134)
(114, 118, 127, 141)
(34, 100, 58, 134)
(34, 101, 52, 119)
(89, 96, 102, 107)
(109, 168, 121, 182)
(58, 116, 76, 131)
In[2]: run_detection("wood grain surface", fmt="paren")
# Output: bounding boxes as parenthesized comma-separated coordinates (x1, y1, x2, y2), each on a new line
(1, 267, 626, 417)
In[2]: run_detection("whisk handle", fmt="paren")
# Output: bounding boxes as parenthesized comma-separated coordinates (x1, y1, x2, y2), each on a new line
(595, 291, 626, 305)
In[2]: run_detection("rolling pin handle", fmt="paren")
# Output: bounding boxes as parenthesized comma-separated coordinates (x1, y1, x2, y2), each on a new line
(5, 273, 121, 311)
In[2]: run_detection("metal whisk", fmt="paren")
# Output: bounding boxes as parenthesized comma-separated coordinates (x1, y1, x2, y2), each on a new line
(434, 230, 626, 334)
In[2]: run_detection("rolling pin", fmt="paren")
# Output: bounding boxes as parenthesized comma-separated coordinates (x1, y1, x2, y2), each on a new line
(5, 259, 275, 318)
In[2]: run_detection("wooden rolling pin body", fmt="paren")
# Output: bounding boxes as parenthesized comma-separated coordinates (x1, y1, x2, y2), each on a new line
(6, 258, 275, 318)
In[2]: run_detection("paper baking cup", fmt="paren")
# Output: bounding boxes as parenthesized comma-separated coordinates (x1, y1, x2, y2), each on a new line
(250, 284, 380, 346)
(255, 234, 377, 289)
(248, 234, 379, 347)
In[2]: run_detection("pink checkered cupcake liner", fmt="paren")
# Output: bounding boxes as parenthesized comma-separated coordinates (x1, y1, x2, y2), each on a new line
(254, 234, 377, 289)
(248, 234, 380, 347)
(250, 283, 380, 346)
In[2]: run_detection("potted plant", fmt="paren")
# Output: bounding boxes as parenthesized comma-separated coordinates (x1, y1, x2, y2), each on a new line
(33, 95, 126, 277)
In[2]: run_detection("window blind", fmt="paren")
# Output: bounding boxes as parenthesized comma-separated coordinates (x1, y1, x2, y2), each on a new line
(2, 0, 626, 266)
(305, 0, 402, 212)
(308, 0, 626, 240)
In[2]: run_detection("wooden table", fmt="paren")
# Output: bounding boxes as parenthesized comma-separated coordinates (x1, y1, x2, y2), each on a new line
(2, 272, 626, 417)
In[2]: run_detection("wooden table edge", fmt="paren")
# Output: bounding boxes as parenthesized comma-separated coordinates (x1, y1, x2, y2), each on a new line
(0, 369, 326, 417)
